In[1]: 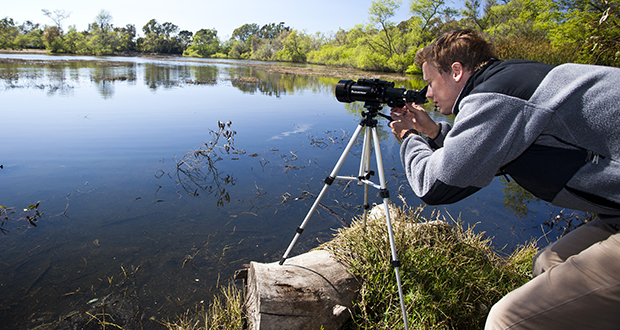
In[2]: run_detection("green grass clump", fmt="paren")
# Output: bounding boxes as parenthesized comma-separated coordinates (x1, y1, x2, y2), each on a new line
(322, 204, 537, 330)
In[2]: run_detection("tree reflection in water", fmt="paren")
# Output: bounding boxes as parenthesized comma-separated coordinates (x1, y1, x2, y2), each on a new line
(500, 176, 593, 241)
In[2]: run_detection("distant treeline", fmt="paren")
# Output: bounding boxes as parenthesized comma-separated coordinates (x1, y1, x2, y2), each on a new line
(1, 0, 618, 72)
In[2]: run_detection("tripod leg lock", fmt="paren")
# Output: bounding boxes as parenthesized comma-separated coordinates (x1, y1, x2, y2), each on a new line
(324, 176, 335, 185)
(296, 227, 304, 234)
(392, 259, 401, 268)
(358, 170, 375, 181)
(380, 188, 390, 199)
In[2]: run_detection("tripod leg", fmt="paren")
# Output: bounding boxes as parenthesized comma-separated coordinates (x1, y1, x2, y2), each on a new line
(279, 124, 365, 265)
(360, 126, 372, 228)
(370, 127, 410, 330)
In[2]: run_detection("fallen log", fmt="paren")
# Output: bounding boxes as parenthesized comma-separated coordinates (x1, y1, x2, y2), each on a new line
(241, 249, 360, 330)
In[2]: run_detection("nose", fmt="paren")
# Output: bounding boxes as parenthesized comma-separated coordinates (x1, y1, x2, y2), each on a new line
(426, 85, 433, 99)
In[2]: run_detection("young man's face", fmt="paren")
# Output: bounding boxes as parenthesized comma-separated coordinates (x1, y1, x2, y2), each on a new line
(422, 61, 469, 116)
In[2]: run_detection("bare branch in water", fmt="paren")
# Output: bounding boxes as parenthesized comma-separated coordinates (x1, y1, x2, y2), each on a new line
(174, 121, 238, 207)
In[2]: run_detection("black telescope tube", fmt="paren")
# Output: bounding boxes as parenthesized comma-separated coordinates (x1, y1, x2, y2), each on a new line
(335, 79, 428, 107)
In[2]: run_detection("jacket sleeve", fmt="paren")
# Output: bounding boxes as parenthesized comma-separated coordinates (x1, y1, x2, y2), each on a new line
(427, 122, 451, 150)
(400, 93, 553, 205)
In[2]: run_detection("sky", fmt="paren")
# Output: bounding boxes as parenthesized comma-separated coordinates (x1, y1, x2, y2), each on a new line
(2, 0, 416, 39)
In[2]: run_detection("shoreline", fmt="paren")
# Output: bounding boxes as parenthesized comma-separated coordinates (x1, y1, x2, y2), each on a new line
(0, 49, 417, 81)
(0, 49, 51, 54)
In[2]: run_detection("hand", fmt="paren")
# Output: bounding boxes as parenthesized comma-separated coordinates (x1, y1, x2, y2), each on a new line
(389, 109, 415, 142)
(389, 103, 440, 141)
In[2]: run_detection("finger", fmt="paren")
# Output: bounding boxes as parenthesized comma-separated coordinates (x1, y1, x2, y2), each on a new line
(391, 107, 406, 114)
(391, 111, 404, 119)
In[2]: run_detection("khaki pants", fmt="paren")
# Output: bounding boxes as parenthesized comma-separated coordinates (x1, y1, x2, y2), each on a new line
(485, 217, 620, 329)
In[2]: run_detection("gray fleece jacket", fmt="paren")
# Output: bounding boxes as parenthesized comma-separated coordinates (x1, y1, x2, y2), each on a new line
(401, 59, 620, 216)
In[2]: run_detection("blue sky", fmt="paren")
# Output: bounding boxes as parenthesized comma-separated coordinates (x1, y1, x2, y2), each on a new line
(2, 0, 418, 39)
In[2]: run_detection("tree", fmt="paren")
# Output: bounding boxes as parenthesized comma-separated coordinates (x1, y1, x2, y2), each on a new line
(410, 0, 453, 36)
(94, 10, 113, 32)
(178, 30, 193, 49)
(232, 23, 259, 43)
(0, 17, 18, 49)
(63, 26, 87, 54)
(41, 9, 71, 32)
(89, 10, 117, 54)
(276, 30, 312, 62)
(117, 24, 137, 52)
(184, 28, 220, 57)
(483, 0, 550, 38)
(42, 25, 64, 52)
(15, 21, 43, 49)
(138, 19, 185, 54)
(259, 22, 289, 39)
(368, 0, 402, 56)
(542, 0, 620, 66)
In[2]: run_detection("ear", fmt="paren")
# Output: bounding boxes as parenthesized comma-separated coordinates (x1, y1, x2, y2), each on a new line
(451, 62, 465, 83)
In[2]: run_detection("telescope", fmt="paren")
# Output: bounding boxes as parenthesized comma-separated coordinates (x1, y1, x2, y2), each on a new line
(335, 78, 428, 108)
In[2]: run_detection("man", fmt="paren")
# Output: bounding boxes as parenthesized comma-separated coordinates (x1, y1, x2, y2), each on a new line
(389, 29, 620, 329)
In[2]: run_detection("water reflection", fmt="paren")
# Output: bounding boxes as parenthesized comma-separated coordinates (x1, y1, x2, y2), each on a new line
(174, 121, 238, 206)
(500, 176, 539, 218)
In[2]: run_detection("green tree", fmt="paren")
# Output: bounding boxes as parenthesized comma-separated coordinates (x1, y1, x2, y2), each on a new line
(42, 25, 64, 52)
(410, 0, 457, 39)
(368, 0, 402, 57)
(63, 26, 87, 53)
(232, 23, 259, 44)
(259, 22, 289, 39)
(543, 0, 620, 66)
(184, 28, 220, 57)
(178, 30, 193, 49)
(15, 21, 43, 49)
(138, 19, 186, 54)
(229, 23, 260, 58)
(0, 17, 18, 49)
(88, 10, 118, 55)
(275, 30, 311, 62)
(483, 0, 550, 38)
(139, 19, 162, 53)
(117, 24, 137, 52)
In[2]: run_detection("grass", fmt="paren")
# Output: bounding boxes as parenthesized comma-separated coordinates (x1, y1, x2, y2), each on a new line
(162, 282, 245, 330)
(323, 203, 537, 329)
(166, 203, 537, 330)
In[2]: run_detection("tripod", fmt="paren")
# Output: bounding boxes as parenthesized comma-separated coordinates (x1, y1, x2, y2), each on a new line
(279, 102, 409, 330)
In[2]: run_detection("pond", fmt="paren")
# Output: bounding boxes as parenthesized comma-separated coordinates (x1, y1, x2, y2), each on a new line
(0, 54, 582, 329)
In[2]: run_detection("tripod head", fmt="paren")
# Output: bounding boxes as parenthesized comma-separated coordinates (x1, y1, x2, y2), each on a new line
(361, 102, 394, 125)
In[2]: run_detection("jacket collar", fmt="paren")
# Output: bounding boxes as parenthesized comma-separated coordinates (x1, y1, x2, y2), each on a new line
(453, 59, 501, 115)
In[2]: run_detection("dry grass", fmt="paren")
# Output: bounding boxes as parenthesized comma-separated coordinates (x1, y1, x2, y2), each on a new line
(162, 282, 245, 330)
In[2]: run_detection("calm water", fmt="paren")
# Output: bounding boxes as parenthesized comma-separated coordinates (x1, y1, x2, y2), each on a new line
(0, 54, 575, 329)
